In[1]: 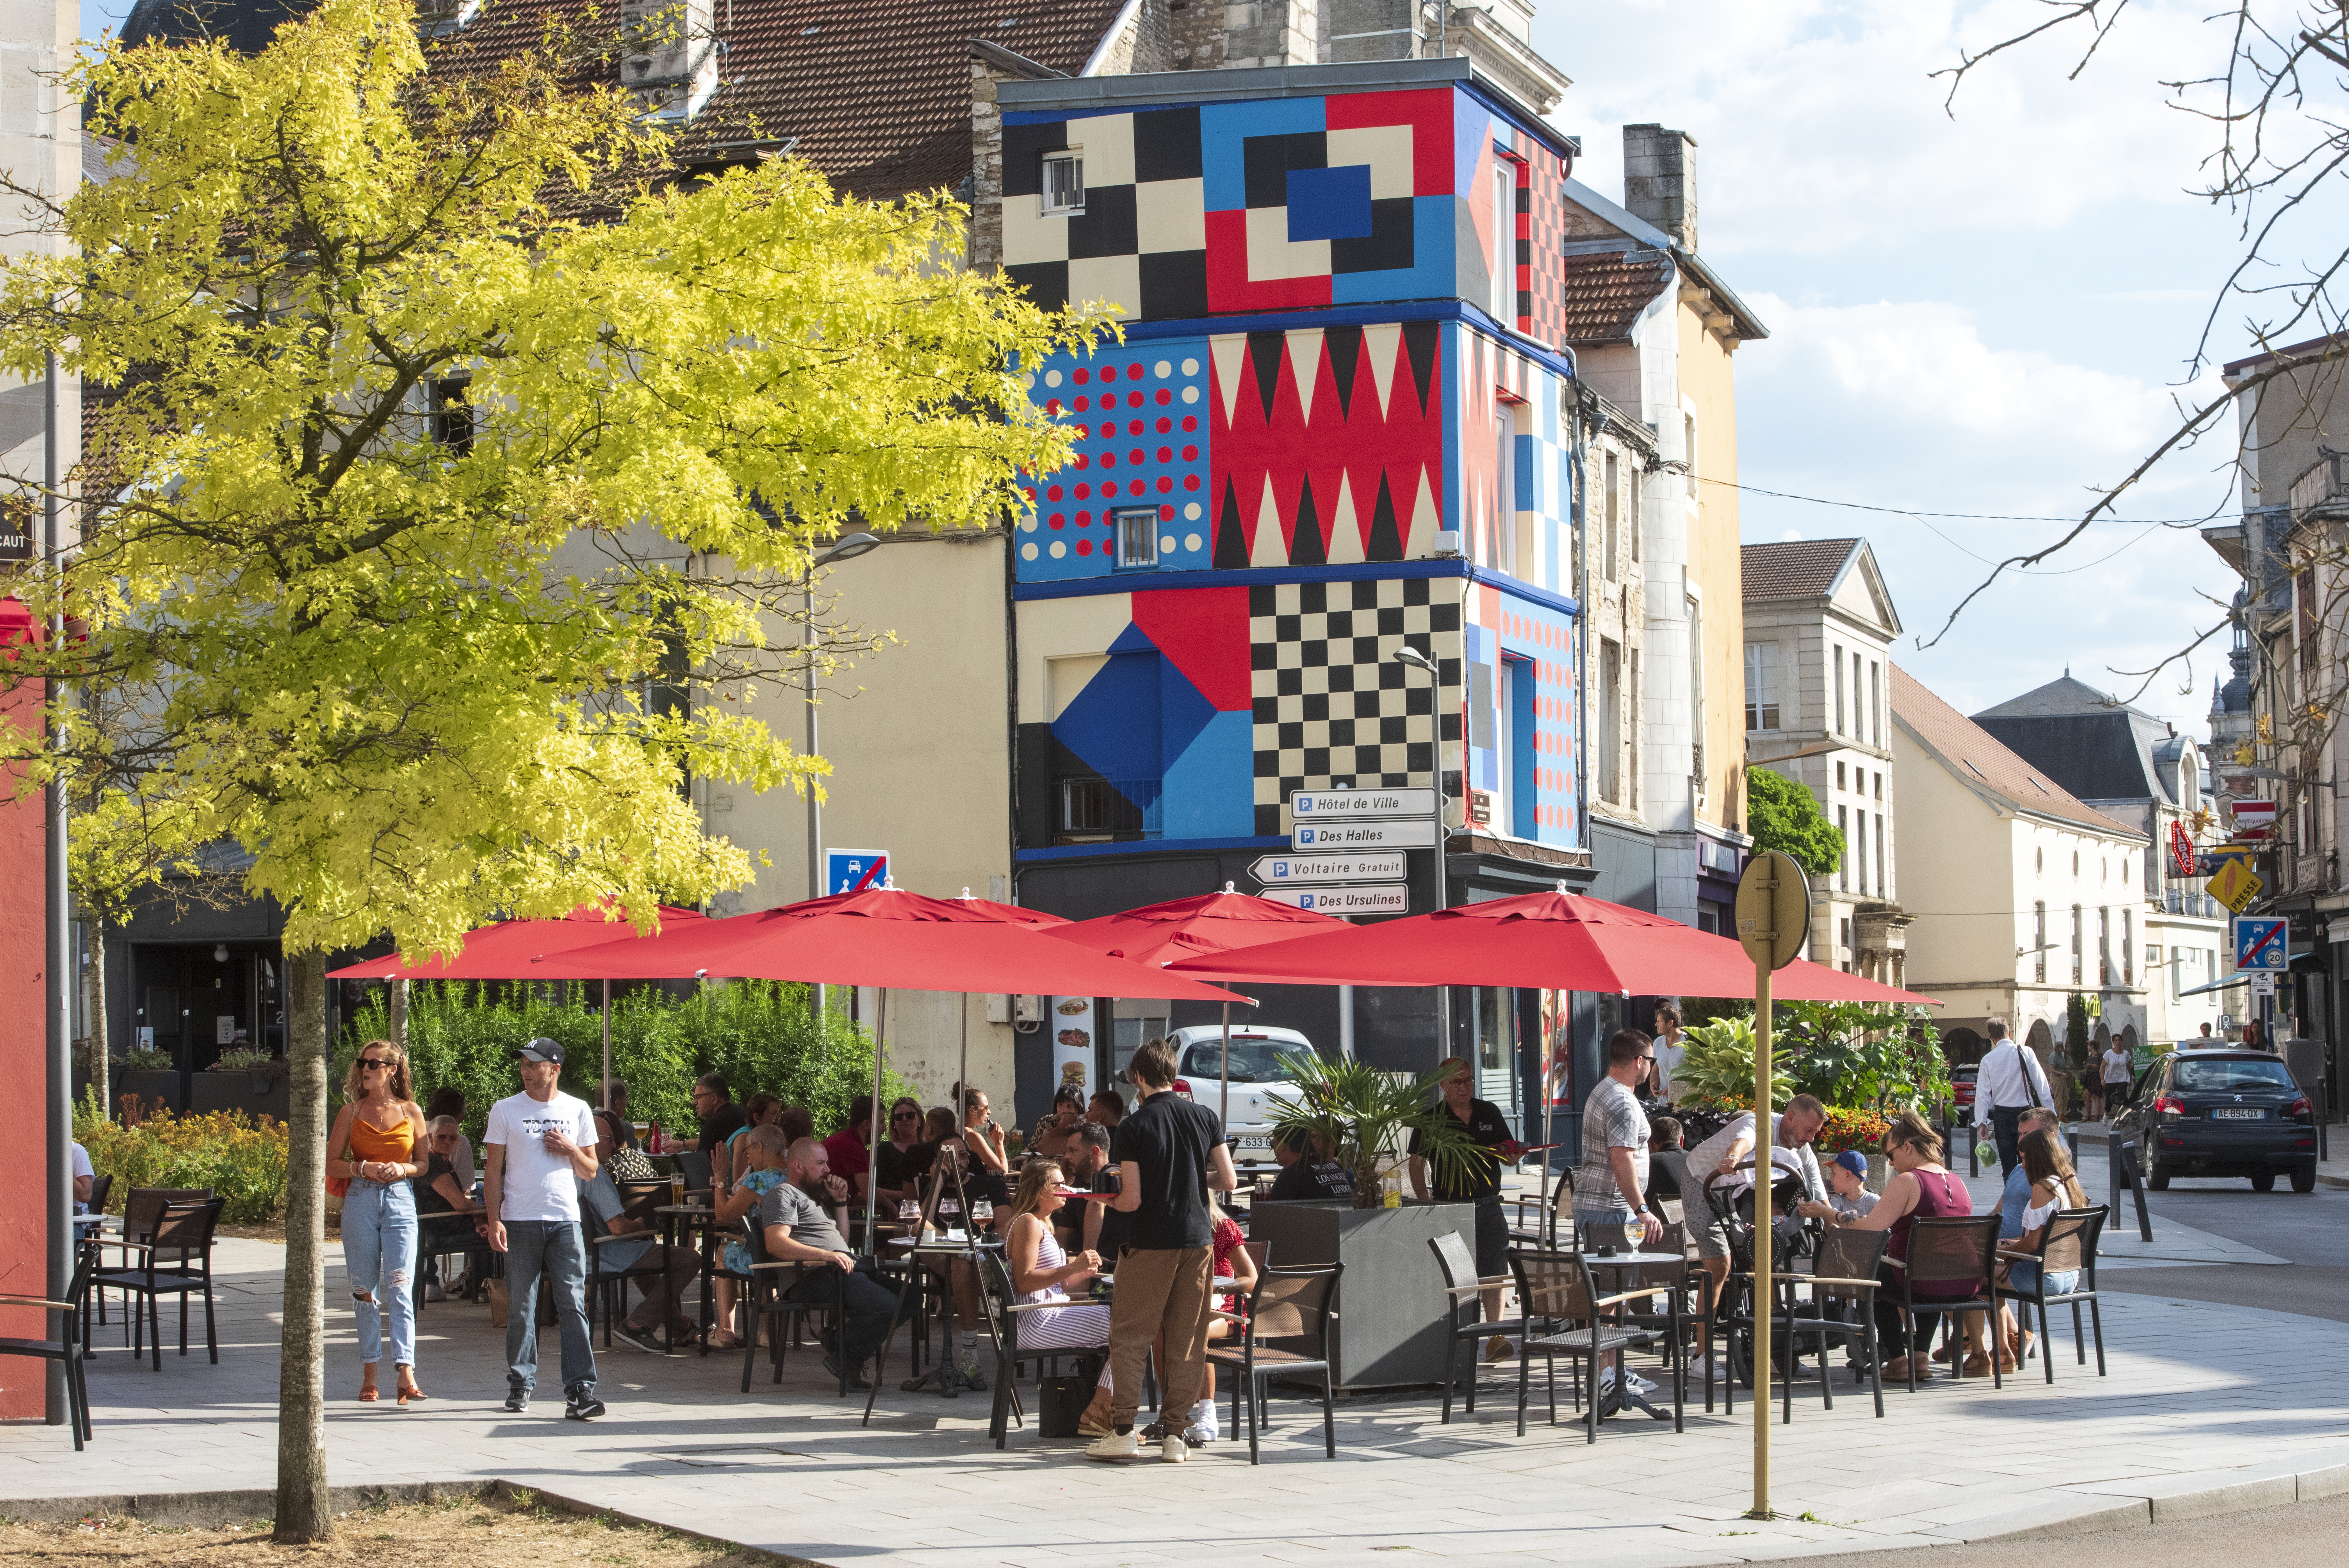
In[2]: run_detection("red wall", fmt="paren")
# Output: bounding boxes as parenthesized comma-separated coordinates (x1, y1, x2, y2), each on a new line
(0, 666, 50, 1420)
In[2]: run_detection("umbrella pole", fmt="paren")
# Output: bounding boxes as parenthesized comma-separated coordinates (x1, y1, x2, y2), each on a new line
(957, 995, 970, 1147)
(601, 979, 611, 1113)
(1219, 1002, 1231, 1135)
(866, 989, 888, 1257)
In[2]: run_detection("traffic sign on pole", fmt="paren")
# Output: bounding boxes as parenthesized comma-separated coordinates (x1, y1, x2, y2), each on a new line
(1249, 851, 1408, 885)
(1292, 820, 1439, 850)
(1287, 788, 1438, 820)
(1255, 884, 1410, 915)
(2233, 915, 2288, 971)
(823, 848, 889, 896)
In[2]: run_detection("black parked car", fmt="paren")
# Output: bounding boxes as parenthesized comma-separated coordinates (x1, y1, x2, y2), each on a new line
(2113, 1049, 2318, 1192)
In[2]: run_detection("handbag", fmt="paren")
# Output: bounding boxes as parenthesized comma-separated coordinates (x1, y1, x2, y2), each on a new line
(1039, 1372, 1093, 1438)
(599, 1113, 658, 1182)
(324, 1123, 356, 1199)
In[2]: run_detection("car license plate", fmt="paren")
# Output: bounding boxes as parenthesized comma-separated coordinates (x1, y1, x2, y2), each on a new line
(2212, 1108, 2264, 1120)
(1237, 1135, 1272, 1149)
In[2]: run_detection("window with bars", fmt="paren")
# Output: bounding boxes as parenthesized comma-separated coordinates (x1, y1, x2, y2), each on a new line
(1113, 508, 1158, 570)
(1041, 153, 1085, 216)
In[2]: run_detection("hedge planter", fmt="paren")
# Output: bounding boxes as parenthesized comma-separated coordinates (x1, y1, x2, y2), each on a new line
(1248, 1197, 1475, 1390)
(192, 1062, 290, 1123)
(117, 1069, 184, 1117)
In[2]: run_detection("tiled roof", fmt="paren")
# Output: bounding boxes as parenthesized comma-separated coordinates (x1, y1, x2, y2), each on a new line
(1974, 674, 2143, 720)
(1741, 538, 1861, 601)
(1891, 664, 2139, 836)
(1559, 246, 1670, 343)
(114, 0, 1131, 201)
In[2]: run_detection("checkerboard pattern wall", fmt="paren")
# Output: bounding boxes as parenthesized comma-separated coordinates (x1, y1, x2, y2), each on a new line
(1249, 578, 1465, 835)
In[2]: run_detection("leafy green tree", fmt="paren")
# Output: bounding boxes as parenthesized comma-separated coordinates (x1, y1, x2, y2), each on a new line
(1778, 1001, 1953, 1115)
(1744, 767, 1846, 880)
(0, 0, 1102, 1539)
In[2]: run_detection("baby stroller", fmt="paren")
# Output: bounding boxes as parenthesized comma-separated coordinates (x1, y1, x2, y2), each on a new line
(1705, 1150, 1815, 1388)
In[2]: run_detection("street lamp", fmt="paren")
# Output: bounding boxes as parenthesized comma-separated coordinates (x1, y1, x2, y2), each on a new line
(1392, 646, 1453, 1065)
(802, 532, 880, 1030)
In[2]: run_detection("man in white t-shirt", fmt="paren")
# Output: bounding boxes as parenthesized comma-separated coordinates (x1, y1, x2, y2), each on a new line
(71, 1140, 95, 1214)
(1650, 1004, 1687, 1104)
(2100, 1040, 2137, 1116)
(483, 1037, 603, 1419)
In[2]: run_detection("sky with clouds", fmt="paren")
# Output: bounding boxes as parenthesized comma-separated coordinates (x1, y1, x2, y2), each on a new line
(78, 0, 2266, 732)
(1531, 0, 2263, 734)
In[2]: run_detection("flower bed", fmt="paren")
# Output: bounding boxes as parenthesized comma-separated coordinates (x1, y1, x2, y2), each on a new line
(75, 1090, 291, 1223)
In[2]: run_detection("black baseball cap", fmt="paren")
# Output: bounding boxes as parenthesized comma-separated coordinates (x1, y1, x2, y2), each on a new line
(517, 1037, 565, 1064)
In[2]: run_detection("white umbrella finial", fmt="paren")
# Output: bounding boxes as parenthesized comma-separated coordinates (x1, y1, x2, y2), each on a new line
(1224, 882, 1236, 893)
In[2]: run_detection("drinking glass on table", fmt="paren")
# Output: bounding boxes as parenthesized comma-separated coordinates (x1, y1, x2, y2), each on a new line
(898, 1197, 920, 1227)
(971, 1197, 994, 1229)
(939, 1194, 962, 1233)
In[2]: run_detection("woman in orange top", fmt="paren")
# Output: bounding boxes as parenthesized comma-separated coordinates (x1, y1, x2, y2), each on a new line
(327, 1039, 428, 1404)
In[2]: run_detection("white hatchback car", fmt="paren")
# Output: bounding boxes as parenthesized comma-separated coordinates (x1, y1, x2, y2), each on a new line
(1161, 1023, 1317, 1155)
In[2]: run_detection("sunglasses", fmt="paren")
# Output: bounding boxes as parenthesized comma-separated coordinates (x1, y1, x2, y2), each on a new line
(359, 1058, 392, 1072)
(892, 1111, 922, 1121)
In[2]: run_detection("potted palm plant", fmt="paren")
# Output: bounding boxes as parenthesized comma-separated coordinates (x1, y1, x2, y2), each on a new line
(1251, 1053, 1490, 1389)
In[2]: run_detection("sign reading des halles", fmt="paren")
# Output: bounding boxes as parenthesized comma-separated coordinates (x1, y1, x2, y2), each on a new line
(1287, 789, 1438, 819)
(1256, 884, 1410, 915)
(1293, 820, 1439, 850)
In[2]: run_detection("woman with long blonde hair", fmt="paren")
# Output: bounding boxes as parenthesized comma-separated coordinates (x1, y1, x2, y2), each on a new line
(1002, 1158, 1116, 1433)
(326, 1039, 428, 1403)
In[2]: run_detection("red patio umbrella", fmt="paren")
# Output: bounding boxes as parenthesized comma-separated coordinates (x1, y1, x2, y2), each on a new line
(324, 903, 712, 1109)
(1163, 887, 1939, 1006)
(1051, 886, 1352, 1130)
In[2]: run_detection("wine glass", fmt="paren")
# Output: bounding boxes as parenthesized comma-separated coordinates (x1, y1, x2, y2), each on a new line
(939, 1194, 962, 1234)
(972, 1197, 995, 1229)
(898, 1197, 919, 1226)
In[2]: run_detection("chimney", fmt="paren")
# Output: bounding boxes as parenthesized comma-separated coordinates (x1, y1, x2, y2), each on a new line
(1621, 123, 1697, 251)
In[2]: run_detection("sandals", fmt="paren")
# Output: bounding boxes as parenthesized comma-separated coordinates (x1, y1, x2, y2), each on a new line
(1078, 1410, 1115, 1439)
(1960, 1354, 1993, 1377)
(358, 1383, 380, 1402)
(396, 1371, 428, 1405)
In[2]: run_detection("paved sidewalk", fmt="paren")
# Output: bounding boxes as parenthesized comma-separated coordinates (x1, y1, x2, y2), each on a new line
(5, 1237, 2347, 1567)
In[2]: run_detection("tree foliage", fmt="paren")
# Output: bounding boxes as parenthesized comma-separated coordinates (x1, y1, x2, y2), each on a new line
(1267, 1053, 1485, 1209)
(1743, 766, 1846, 880)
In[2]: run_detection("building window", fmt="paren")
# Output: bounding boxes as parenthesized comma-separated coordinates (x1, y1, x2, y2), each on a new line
(1041, 152, 1085, 216)
(1492, 153, 1516, 324)
(1835, 761, 1846, 791)
(1833, 645, 1845, 734)
(1870, 660, 1881, 747)
(1112, 508, 1158, 570)
(2034, 902, 2047, 984)
(1856, 812, 1868, 894)
(2071, 905, 2083, 984)
(2123, 908, 2133, 985)
(1874, 770, 1883, 800)
(430, 378, 473, 455)
(1683, 412, 1698, 497)
(1875, 811, 1885, 896)
(1744, 642, 1779, 731)
(2035, 846, 2043, 876)
(1600, 638, 1622, 804)
(2098, 907, 2112, 986)
(1838, 804, 1849, 890)
(1602, 451, 1620, 579)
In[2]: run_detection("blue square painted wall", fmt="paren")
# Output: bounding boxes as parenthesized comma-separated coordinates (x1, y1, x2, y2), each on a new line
(1287, 164, 1373, 241)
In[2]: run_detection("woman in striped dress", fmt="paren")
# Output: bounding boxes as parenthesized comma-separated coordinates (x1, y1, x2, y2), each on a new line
(1002, 1159, 1117, 1434)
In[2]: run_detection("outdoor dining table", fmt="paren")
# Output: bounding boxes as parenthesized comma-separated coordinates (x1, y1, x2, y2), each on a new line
(654, 1204, 722, 1355)
(862, 1233, 1010, 1424)
(1576, 1250, 1690, 1423)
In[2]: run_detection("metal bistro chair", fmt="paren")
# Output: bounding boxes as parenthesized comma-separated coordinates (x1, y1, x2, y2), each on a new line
(674, 1149, 714, 1192)
(0, 1246, 97, 1449)
(735, 1215, 849, 1396)
(90, 1196, 226, 1371)
(1205, 1262, 1343, 1465)
(1776, 1224, 1890, 1420)
(1508, 1163, 1575, 1247)
(1993, 1205, 2109, 1382)
(1890, 1215, 2003, 1393)
(94, 1187, 210, 1343)
(1429, 1230, 1510, 1424)
(586, 1181, 675, 1347)
(1506, 1245, 1682, 1442)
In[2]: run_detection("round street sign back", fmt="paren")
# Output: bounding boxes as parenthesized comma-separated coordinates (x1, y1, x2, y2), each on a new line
(1736, 850, 1810, 971)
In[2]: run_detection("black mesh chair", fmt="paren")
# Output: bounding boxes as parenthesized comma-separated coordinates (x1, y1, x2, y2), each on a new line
(586, 1181, 675, 1346)
(674, 1149, 713, 1192)
(1891, 1215, 2002, 1392)
(94, 1187, 210, 1344)
(735, 1215, 848, 1396)
(1506, 1246, 1681, 1442)
(1508, 1164, 1575, 1246)
(1205, 1262, 1343, 1465)
(0, 1246, 96, 1449)
(91, 1196, 226, 1370)
(1993, 1205, 2108, 1382)
(1429, 1230, 1508, 1424)
(1777, 1225, 1889, 1418)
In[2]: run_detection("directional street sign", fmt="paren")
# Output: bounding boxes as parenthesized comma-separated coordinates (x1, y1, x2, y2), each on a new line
(2208, 858, 2262, 913)
(1288, 788, 1438, 820)
(2234, 914, 2289, 972)
(1249, 851, 1408, 885)
(1293, 820, 1439, 850)
(824, 848, 890, 896)
(1256, 884, 1410, 915)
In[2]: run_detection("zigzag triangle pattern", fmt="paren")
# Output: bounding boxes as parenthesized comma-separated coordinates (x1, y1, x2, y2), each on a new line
(1209, 323, 1445, 568)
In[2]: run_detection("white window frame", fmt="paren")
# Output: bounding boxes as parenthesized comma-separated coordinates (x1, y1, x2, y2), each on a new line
(1744, 641, 1779, 732)
(1041, 151, 1085, 217)
(1491, 151, 1516, 324)
(1112, 506, 1158, 570)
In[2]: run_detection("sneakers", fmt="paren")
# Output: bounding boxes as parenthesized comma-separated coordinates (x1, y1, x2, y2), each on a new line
(423, 1278, 446, 1303)
(1185, 1399, 1219, 1446)
(1485, 1334, 1516, 1363)
(954, 1340, 987, 1390)
(822, 1349, 873, 1393)
(563, 1387, 605, 1421)
(1161, 1432, 1189, 1463)
(1085, 1426, 1140, 1461)
(1625, 1370, 1658, 1396)
(613, 1320, 667, 1356)
(503, 1389, 530, 1414)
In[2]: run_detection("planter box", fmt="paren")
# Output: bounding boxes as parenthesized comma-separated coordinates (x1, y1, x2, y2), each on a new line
(1248, 1198, 1475, 1390)
(117, 1070, 184, 1117)
(192, 1067, 290, 1123)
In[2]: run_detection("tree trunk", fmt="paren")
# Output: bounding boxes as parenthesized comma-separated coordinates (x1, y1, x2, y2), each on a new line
(86, 916, 109, 1122)
(274, 947, 333, 1544)
(388, 976, 408, 1054)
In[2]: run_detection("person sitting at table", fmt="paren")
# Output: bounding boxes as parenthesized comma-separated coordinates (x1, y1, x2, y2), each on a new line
(1263, 1129, 1353, 1203)
(1055, 1123, 1116, 1257)
(1085, 1089, 1125, 1130)
(822, 1095, 876, 1202)
(715, 1092, 785, 1191)
(423, 1087, 476, 1189)
(762, 1137, 910, 1392)
(873, 1096, 927, 1201)
(71, 1139, 94, 1213)
(1002, 1158, 1116, 1434)
(1029, 1086, 1088, 1161)
(896, 1107, 957, 1204)
(955, 1083, 1013, 1190)
(1812, 1110, 1988, 1382)
(711, 1122, 792, 1349)
(1993, 1128, 2087, 1373)
(1929, 1104, 2054, 1372)
(592, 1078, 644, 1161)
(580, 1164, 703, 1356)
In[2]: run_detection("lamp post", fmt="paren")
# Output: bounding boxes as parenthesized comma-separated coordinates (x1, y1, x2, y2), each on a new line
(1393, 646, 1452, 1066)
(801, 531, 881, 1033)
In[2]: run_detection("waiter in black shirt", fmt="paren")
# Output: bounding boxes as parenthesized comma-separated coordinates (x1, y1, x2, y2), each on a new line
(1409, 1057, 1518, 1361)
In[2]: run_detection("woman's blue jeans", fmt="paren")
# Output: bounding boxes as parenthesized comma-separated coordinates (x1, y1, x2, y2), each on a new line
(342, 1178, 418, 1368)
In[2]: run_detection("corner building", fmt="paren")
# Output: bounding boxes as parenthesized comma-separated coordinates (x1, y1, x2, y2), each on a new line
(1000, 61, 1586, 1098)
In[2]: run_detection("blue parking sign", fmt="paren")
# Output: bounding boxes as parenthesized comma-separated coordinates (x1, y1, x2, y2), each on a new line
(2233, 916, 2288, 972)
(825, 848, 889, 896)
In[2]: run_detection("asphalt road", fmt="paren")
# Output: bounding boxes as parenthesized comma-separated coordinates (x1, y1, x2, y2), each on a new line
(2086, 1151, 2349, 1322)
(1787, 1488, 2349, 1568)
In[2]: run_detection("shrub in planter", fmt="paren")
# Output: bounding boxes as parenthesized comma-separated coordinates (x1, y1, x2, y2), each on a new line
(1673, 1018, 1793, 1110)
(1814, 1107, 1891, 1156)
(73, 1088, 291, 1223)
